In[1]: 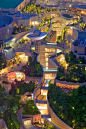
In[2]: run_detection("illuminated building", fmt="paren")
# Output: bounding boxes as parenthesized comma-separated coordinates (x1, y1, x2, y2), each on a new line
(35, 43, 62, 69)
(7, 72, 25, 83)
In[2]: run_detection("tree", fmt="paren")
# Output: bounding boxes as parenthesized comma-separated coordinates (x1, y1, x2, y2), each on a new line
(28, 56, 32, 65)
(62, 27, 67, 41)
(57, 36, 62, 43)
(48, 84, 86, 129)
(0, 53, 7, 70)
(4, 110, 21, 129)
(80, 23, 86, 31)
(23, 100, 39, 115)
(16, 82, 36, 95)
(0, 84, 7, 106)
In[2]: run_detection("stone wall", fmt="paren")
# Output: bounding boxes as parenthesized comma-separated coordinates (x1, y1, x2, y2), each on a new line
(0, 18, 14, 41)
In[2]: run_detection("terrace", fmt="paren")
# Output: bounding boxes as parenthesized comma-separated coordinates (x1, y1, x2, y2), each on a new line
(61, 12, 74, 20)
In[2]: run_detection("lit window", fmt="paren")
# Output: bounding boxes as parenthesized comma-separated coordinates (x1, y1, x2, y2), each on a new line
(46, 63, 48, 66)
(46, 58, 48, 61)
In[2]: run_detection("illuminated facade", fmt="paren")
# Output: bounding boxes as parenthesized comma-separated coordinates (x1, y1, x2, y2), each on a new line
(7, 72, 25, 82)
(37, 43, 62, 69)
(55, 80, 79, 89)
(45, 72, 56, 80)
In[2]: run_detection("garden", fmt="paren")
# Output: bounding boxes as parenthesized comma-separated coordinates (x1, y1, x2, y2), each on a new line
(22, 3, 56, 15)
(9, 81, 37, 95)
(0, 84, 21, 129)
(21, 54, 43, 77)
(0, 79, 38, 128)
(79, 22, 86, 31)
(56, 51, 86, 83)
(48, 84, 86, 129)
(71, 16, 83, 26)
(37, 16, 51, 41)
(12, 25, 30, 34)
(37, 16, 51, 31)
(22, 3, 44, 14)
(57, 26, 67, 43)
(23, 100, 39, 115)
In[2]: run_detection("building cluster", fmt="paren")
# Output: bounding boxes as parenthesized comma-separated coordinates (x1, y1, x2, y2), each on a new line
(0, 0, 86, 129)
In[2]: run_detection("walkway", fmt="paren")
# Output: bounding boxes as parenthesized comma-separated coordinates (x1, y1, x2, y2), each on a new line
(0, 57, 28, 75)
(24, 124, 39, 129)
(4, 26, 37, 59)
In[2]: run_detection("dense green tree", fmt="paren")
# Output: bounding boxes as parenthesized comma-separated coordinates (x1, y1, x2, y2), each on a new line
(0, 54, 7, 70)
(16, 81, 37, 95)
(21, 54, 43, 77)
(23, 100, 39, 115)
(48, 84, 86, 129)
(4, 110, 21, 129)
(0, 84, 21, 129)
(80, 23, 86, 31)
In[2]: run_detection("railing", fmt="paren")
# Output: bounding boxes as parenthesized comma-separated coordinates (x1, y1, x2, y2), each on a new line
(33, 50, 73, 129)
(43, 117, 60, 129)
(33, 53, 45, 108)
(33, 71, 45, 106)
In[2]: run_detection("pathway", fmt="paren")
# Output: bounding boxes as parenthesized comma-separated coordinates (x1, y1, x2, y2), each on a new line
(24, 124, 39, 129)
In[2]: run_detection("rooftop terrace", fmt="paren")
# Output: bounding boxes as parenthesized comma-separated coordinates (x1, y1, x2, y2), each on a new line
(0, 0, 23, 9)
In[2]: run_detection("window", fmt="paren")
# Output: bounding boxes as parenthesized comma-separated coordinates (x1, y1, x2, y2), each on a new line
(46, 58, 48, 61)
